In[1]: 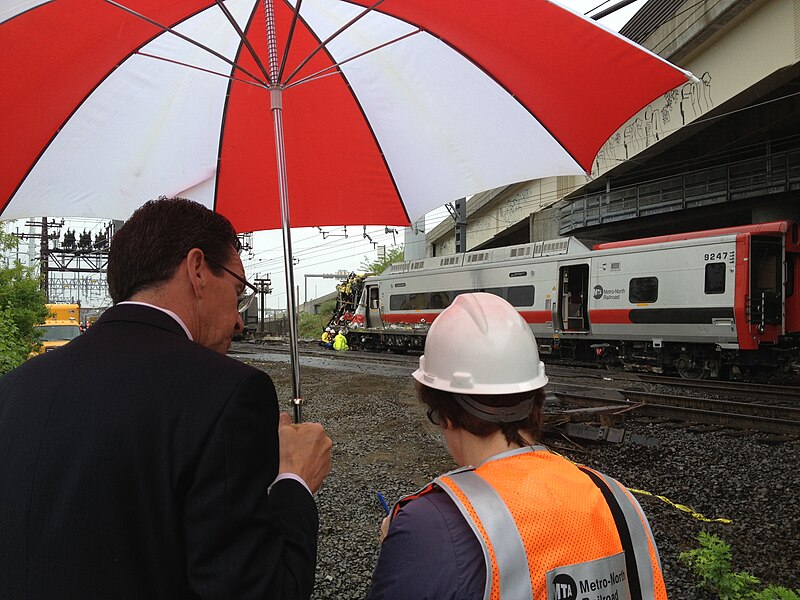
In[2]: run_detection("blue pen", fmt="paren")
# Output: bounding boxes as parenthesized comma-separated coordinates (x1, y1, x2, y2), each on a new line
(376, 491, 390, 516)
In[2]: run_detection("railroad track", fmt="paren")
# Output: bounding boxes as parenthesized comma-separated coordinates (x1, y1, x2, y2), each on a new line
(548, 382, 800, 437)
(634, 374, 800, 403)
(231, 340, 420, 366)
(543, 365, 800, 405)
(233, 341, 800, 436)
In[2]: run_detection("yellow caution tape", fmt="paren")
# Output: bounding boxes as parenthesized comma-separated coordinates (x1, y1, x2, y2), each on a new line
(628, 488, 733, 524)
(549, 449, 733, 524)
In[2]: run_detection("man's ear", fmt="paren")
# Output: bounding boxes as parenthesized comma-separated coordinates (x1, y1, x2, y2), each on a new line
(185, 248, 207, 299)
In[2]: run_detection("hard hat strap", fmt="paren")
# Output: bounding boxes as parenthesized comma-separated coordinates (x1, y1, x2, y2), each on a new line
(452, 394, 534, 423)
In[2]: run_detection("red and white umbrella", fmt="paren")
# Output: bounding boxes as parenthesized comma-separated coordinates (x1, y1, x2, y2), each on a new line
(1, 0, 693, 416)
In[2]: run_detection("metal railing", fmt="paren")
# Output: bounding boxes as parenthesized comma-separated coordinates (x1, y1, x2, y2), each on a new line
(559, 148, 800, 234)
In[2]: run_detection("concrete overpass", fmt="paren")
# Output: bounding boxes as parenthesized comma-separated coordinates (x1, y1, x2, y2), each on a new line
(426, 0, 800, 252)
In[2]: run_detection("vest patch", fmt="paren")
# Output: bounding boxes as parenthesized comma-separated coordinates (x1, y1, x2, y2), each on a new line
(546, 552, 630, 600)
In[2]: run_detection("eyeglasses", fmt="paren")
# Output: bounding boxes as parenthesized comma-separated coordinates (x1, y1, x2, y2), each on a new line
(426, 408, 442, 427)
(205, 256, 258, 313)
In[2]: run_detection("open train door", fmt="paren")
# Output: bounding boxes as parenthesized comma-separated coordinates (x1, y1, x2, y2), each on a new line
(749, 236, 784, 336)
(365, 285, 383, 328)
(558, 264, 590, 332)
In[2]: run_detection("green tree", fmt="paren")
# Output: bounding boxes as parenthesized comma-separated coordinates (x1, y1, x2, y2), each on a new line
(0, 225, 49, 373)
(298, 299, 337, 339)
(0, 307, 30, 374)
(359, 245, 404, 275)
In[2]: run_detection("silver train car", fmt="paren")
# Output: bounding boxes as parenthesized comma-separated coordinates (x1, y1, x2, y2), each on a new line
(345, 221, 800, 379)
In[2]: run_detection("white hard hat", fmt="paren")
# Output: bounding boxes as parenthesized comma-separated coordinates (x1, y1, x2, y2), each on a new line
(413, 293, 547, 395)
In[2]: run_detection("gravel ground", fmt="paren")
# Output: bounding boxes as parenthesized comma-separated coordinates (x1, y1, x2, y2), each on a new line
(243, 358, 800, 599)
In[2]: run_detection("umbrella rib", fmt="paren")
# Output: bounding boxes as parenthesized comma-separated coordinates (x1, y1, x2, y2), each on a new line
(284, 28, 422, 90)
(281, 0, 388, 87)
(276, 0, 304, 84)
(213, 0, 272, 85)
(136, 51, 268, 89)
(102, 0, 268, 87)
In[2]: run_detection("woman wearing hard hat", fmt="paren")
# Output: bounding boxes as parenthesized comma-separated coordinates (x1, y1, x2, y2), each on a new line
(367, 293, 666, 600)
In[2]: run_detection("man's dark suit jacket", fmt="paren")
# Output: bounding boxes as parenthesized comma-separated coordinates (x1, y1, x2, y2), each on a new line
(0, 304, 318, 599)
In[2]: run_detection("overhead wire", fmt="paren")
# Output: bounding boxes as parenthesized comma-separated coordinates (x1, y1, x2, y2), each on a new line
(649, 0, 720, 56)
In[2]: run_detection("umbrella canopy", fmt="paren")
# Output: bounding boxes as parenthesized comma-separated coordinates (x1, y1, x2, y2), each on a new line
(1, 0, 693, 230)
(1, 0, 694, 419)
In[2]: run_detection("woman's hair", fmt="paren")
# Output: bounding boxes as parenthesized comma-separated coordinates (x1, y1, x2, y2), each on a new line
(416, 381, 546, 447)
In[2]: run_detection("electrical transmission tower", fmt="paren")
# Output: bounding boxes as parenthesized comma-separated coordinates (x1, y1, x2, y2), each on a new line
(13, 218, 122, 306)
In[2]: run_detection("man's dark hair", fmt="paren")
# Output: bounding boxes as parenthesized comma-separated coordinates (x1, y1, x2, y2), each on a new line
(416, 382, 546, 447)
(108, 197, 242, 303)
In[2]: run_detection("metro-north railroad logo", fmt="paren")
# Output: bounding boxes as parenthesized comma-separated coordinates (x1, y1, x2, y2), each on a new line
(552, 573, 577, 600)
(593, 285, 604, 300)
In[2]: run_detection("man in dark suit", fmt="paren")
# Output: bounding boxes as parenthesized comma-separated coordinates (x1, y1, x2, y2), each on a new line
(0, 198, 332, 599)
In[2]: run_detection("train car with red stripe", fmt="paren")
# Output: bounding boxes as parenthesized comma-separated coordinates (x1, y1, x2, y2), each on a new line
(345, 221, 800, 379)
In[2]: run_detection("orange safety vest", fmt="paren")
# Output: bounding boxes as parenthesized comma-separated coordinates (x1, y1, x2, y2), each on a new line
(393, 446, 667, 600)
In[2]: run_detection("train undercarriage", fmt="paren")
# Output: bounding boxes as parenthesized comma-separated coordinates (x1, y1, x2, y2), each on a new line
(347, 328, 800, 380)
(551, 336, 800, 380)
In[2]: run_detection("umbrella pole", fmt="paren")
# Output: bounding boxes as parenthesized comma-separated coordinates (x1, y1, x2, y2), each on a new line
(270, 86, 303, 423)
(265, 0, 302, 422)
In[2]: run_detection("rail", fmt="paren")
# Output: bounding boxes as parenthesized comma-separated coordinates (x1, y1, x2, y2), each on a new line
(549, 383, 800, 436)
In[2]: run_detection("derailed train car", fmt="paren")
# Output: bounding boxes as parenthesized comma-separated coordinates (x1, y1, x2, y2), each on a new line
(344, 221, 800, 379)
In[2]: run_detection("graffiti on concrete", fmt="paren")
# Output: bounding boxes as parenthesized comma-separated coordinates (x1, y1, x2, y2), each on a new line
(680, 71, 714, 124)
(594, 72, 713, 175)
(497, 188, 532, 224)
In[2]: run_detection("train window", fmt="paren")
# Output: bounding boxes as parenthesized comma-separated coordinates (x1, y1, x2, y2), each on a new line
(389, 294, 408, 310)
(390, 291, 455, 310)
(429, 292, 451, 309)
(389, 288, 538, 310)
(629, 277, 658, 303)
(481, 286, 535, 307)
(704, 263, 726, 294)
(507, 285, 535, 307)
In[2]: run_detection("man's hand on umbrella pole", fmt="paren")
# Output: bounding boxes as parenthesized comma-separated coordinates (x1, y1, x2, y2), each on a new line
(278, 413, 332, 494)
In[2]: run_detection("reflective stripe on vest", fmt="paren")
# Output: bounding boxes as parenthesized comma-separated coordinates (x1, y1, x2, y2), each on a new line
(436, 470, 533, 600)
(432, 447, 663, 600)
(579, 468, 658, 600)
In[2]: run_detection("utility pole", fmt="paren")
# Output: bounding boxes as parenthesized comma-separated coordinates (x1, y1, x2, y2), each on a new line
(446, 198, 468, 253)
(254, 277, 272, 334)
(40, 217, 49, 297)
(14, 218, 60, 300)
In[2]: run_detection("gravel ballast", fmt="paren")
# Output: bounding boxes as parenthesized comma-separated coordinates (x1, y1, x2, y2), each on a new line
(249, 359, 800, 599)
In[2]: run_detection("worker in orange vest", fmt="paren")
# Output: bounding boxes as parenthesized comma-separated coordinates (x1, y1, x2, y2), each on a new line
(367, 293, 667, 600)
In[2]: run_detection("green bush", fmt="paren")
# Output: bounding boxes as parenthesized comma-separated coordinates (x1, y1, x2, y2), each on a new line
(680, 532, 799, 600)
(298, 300, 337, 339)
(0, 307, 30, 375)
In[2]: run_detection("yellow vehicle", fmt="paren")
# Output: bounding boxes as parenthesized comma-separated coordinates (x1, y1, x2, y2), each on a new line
(45, 303, 80, 322)
(31, 304, 82, 355)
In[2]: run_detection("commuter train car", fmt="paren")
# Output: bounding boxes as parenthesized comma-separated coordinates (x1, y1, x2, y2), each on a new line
(345, 221, 800, 379)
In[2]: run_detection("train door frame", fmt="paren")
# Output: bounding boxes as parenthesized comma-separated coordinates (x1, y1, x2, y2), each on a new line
(365, 285, 382, 328)
(557, 263, 590, 332)
(781, 222, 799, 335)
(786, 250, 799, 334)
(749, 236, 784, 334)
